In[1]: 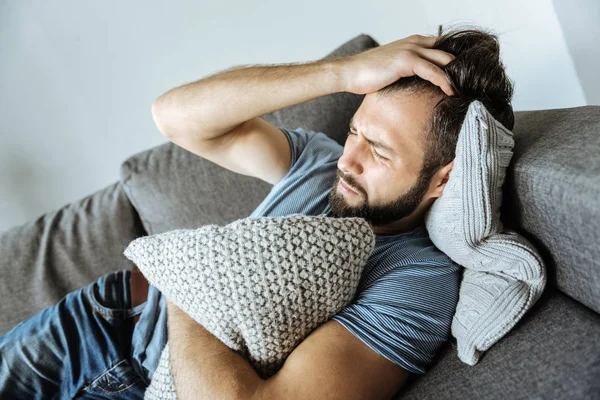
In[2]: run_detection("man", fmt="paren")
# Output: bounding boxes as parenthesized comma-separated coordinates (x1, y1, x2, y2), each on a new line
(0, 27, 514, 399)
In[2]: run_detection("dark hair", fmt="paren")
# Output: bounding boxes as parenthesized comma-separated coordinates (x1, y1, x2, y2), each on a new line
(377, 25, 515, 183)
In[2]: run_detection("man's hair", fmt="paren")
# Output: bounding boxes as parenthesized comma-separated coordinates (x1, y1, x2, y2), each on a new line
(377, 26, 515, 184)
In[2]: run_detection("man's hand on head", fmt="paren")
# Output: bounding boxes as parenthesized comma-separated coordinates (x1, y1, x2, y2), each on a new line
(335, 34, 456, 96)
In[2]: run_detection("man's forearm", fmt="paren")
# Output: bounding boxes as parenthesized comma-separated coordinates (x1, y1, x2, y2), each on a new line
(151, 58, 347, 140)
(166, 300, 264, 400)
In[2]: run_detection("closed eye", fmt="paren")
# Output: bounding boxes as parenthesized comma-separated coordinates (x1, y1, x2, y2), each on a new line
(346, 131, 388, 161)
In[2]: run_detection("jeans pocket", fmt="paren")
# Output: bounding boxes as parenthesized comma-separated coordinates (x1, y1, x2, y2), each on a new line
(82, 359, 145, 396)
(87, 270, 145, 321)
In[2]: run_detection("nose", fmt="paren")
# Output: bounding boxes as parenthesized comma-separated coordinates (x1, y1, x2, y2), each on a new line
(337, 139, 367, 177)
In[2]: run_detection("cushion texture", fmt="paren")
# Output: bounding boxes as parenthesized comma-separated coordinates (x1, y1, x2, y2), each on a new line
(425, 100, 546, 365)
(395, 287, 600, 400)
(119, 34, 379, 235)
(501, 105, 600, 314)
(123, 215, 375, 399)
(0, 181, 146, 335)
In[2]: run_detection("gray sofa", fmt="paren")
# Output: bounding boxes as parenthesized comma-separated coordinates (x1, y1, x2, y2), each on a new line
(1, 34, 599, 399)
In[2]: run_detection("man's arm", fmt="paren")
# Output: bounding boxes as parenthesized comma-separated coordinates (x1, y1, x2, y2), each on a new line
(166, 300, 410, 400)
(151, 36, 454, 187)
(166, 256, 460, 399)
(151, 34, 454, 144)
(166, 300, 263, 399)
(151, 60, 344, 142)
(151, 58, 347, 187)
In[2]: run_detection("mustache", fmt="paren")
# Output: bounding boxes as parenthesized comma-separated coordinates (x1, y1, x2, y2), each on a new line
(337, 171, 362, 194)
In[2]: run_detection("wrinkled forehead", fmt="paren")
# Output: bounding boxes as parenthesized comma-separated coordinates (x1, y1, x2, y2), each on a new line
(353, 92, 439, 153)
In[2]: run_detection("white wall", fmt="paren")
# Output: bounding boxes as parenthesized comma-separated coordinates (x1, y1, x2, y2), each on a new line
(0, 0, 588, 232)
(553, 0, 600, 105)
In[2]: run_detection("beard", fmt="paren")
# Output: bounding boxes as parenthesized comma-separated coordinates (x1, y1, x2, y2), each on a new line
(327, 170, 431, 226)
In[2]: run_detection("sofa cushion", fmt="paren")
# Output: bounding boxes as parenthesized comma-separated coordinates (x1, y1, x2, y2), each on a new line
(425, 100, 546, 366)
(120, 34, 379, 235)
(502, 106, 600, 314)
(395, 287, 600, 399)
(0, 181, 147, 335)
(123, 215, 375, 398)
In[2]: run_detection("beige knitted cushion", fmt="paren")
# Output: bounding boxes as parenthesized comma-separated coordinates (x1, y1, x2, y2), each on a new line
(123, 214, 375, 399)
(425, 100, 546, 365)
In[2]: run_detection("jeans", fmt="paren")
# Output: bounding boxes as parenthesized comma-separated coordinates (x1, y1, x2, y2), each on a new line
(0, 269, 168, 399)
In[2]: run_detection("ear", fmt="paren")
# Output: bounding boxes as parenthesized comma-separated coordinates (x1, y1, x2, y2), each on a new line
(428, 160, 454, 198)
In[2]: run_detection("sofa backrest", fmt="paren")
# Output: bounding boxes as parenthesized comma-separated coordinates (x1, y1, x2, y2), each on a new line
(502, 106, 600, 314)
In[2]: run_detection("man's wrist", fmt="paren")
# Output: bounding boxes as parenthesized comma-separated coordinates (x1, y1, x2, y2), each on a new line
(322, 58, 350, 94)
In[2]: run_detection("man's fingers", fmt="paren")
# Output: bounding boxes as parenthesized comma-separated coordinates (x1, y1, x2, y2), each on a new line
(406, 34, 438, 48)
(412, 59, 454, 96)
(417, 48, 456, 68)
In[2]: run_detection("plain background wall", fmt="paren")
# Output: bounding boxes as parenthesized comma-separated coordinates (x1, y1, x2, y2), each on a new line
(0, 0, 592, 232)
(553, 0, 600, 105)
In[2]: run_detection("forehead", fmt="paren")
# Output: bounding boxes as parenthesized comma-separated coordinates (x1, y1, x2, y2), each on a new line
(351, 92, 438, 154)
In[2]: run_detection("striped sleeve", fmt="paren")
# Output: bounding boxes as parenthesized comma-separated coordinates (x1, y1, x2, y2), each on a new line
(330, 262, 460, 374)
(279, 127, 316, 170)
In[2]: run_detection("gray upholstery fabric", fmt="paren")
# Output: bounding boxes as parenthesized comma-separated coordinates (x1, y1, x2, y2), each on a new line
(501, 106, 600, 314)
(120, 34, 378, 235)
(395, 287, 600, 400)
(0, 181, 147, 335)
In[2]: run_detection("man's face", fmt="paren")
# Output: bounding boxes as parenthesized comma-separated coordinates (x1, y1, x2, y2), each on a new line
(328, 90, 440, 226)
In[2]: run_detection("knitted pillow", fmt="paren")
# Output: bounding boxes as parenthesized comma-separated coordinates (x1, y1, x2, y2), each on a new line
(424, 100, 547, 365)
(123, 214, 375, 400)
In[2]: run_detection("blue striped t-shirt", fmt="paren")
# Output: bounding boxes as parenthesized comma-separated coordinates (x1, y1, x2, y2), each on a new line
(249, 127, 462, 374)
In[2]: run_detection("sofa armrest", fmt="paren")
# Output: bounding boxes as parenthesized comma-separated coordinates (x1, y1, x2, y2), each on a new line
(0, 180, 147, 335)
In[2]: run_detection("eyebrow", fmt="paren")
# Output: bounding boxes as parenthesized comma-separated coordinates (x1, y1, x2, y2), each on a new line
(349, 116, 397, 155)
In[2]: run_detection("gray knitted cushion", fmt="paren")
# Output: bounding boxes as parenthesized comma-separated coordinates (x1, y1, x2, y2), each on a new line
(424, 100, 547, 365)
(123, 214, 375, 399)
